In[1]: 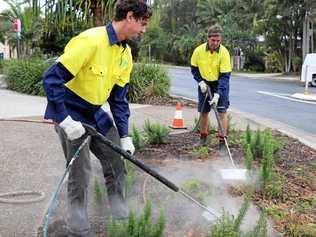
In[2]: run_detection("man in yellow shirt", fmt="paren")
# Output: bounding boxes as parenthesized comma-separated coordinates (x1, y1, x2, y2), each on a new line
(191, 24, 232, 147)
(42, 1, 152, 236)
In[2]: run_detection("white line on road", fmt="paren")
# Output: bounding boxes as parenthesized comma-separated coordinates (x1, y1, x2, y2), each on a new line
(257, 91, 316, 105)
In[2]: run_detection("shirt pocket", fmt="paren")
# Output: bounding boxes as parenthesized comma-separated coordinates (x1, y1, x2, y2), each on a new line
(89, 65, 107, 79)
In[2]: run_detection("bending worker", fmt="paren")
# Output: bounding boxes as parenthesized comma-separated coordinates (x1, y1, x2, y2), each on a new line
(42, 0, 152, 236)
(190, 24, 232, 147)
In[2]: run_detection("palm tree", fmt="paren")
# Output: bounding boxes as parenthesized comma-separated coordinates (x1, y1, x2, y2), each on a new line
(0, 0, 43, 57)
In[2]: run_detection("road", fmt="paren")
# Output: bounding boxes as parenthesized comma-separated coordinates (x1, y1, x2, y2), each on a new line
(168, 67, 316, 135)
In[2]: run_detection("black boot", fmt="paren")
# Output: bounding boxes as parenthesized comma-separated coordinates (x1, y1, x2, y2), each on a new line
(199, 133, 208, 146)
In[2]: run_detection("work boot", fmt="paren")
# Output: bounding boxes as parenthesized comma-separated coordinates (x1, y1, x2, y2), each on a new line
(108, 193, 129, 220)
(199, 132, 208, 146)
(199, 136, 208, 146)
(219, 138, 226, 150)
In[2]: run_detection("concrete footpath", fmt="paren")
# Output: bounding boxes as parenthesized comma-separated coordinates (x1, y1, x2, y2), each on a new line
(0, 88, 315, 237)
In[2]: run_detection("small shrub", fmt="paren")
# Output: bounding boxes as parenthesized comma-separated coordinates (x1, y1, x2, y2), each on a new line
(208, 195, 267, 237)
(245, 125, 252, 145)
(94, 178, 104, 203)
(107, 200, 166, 237)
(208, 211, 240, 237)
(251, 130, 263, 159)
(243, 129, 281, 162)
(143, 120, 170, 145)
(227, 114, 235, 135)
(261, 140, 274, 186)
(264, 51, 282, 73)
(263, 172, 283, 199)
(131, 125, 144, 149)
(234, 194, 251, 231)
(3, 58, 49, 95)
(192, 146, 209, 157)
(182, 179, 199, 193)
(245, 212, 267, 237)
(129, 63, 170, 103)
(125, 161, 137, 194)
(244, 144, 253, 170)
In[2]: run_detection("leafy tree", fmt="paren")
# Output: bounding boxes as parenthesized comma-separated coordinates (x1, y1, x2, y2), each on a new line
(0, 0, 43, 57)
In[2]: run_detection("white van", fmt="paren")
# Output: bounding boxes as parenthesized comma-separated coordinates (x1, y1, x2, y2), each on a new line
(301, 53, 316, 87)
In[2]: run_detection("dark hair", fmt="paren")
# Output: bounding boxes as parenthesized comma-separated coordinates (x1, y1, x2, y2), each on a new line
(114, 0, 152, 21)
(207, 24, 223, 37)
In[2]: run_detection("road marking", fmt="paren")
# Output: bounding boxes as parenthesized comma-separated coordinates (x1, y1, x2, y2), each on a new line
(257, 91, 316, 105)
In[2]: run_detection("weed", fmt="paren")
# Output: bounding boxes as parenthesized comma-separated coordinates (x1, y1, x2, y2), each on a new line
(208, 210, 240, 237)
(244, 212, 267, 237)
(208, 194, 267, 237)
(107, 200, 166, 237)
(261, 140, 274, 186)
(263, 172, 283, 199)
(245, 125, 252, 145)
(143, 120, 170, 145)
(244, 144, 253, 170)
(234, 194, 251, 231)
(182, 179, 200, 192)
(94, 178, 104, 203)
(192, 146, 209, 157)
(131, 125, 144, 149)
(265, 205, 287, 221)
(125, 161, 137, 194)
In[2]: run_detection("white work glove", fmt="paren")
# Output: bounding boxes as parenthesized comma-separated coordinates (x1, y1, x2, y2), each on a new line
(198, 81, 208, 94)
(209, 93, 220, 107)
(120, 136, 135, 155)
(59, 116, 85, 141)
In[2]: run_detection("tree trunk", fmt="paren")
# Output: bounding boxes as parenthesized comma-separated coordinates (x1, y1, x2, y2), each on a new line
(92, 0, 103, 26)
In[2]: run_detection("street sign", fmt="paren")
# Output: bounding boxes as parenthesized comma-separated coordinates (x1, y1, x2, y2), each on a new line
(13, 18, 21, 33)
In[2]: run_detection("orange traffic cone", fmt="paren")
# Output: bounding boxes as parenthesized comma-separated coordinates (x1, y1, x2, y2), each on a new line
(170, 102, 187, 129)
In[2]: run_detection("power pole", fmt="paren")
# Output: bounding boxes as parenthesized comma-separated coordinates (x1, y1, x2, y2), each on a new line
(302, 10, 314, 61)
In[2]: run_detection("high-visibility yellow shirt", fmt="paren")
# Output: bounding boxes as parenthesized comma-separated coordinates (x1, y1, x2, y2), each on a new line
(191, 43, 231, 81)
(58, 26, 133, 105)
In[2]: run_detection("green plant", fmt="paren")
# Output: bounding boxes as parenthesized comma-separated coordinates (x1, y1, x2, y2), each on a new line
(244, 144, 253, 170)
(264, 51, 282, 73)
(131, 125, 144, 150)
(243, 129, 281, 162)
(208, 210, 240, 237)
(261, 140, 274, 186)
(245, 125, 252, 145)
(192, 146, 209, 157)
(94, 178, 104, 203)
(107, 200, 166, 237)
(182, 179, 199, 192)
(227, 114, 236, 135)
(125, 161, 137, 194)
(244, 212, 267, 237)
(208, 193, 267, 237)
(265, 205, 287, 221)
(234, 194, 251, 231)
(192, 116, 215, 133)
(3, 58, 49, 95)
(263, 172, 283, 199)
(143, 120, 170, 145)
(129, 63, 170, 103)
(252, 129, 263, 159)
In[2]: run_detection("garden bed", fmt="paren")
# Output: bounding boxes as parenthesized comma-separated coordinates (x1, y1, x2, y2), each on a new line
(133, 129, 316, 236)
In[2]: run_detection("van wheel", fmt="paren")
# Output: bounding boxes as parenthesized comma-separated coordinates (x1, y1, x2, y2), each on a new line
(311, 75, 316, 87)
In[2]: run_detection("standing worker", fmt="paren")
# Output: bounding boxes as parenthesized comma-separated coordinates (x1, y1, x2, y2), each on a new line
(190, 24, 232, 147)
(42, 0, 152, 236)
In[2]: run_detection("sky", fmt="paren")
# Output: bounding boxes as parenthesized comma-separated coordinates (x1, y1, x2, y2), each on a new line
(0, 0, 9, 12)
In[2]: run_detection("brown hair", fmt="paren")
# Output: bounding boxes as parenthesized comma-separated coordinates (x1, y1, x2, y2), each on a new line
(114, 0, 152, 21)
(207, 24, 223, 37)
